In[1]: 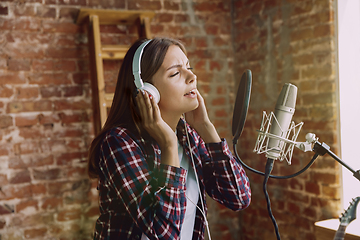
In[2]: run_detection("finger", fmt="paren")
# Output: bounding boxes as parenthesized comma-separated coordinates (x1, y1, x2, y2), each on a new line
(150, 94, 161, 121)
(136, 90, 150, 120)
(138, 90, 155, 124)
(143, 90, 153, 120)
(195, 89, 205, 103)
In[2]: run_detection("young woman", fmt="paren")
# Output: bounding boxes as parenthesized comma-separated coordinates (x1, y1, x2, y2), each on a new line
(88, 37, 251, 240)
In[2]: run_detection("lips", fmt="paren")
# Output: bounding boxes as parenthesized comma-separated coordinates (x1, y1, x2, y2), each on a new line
(184, 89, 196, 96)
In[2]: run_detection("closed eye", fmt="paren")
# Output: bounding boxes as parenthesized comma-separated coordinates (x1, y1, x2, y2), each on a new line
(169, 67, 193, 78)
(170, 72, 179, 77)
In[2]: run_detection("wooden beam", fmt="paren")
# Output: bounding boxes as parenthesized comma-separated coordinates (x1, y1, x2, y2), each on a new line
(76, 9, 155, 25)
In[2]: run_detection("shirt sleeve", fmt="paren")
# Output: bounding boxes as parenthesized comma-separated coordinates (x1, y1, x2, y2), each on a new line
(98, 129, 187, 239)
(201, 138, 251, 211)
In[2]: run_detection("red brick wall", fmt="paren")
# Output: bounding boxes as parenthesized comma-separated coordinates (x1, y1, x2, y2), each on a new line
(234, 0, 341, 239)
(0, 0, 340, 239)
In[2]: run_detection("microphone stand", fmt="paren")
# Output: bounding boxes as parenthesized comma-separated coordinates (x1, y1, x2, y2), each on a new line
(312, 141, 360, 182)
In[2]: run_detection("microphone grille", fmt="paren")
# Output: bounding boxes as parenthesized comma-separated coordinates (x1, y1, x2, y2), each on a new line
(276, 83, 297, 108)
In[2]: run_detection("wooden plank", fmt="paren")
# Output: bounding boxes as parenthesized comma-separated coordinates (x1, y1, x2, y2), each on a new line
(140, 15, 152, 38)
(105, 93, 114, 108)
(76, 8, 155, 25)
(88, 14, 107, 133)
(101, 45, 129, 60)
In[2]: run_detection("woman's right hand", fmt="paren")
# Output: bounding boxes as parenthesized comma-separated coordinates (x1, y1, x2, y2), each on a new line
(135, 90, 180, 167)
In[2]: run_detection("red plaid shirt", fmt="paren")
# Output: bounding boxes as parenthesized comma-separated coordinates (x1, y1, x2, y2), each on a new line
(94, 119, 251, 240)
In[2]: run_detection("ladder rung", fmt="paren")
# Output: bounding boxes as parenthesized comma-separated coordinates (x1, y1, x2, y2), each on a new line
(101, 45, 129, 60)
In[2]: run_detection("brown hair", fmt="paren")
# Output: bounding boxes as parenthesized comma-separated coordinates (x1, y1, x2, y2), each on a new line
(87, 37, 186, 178)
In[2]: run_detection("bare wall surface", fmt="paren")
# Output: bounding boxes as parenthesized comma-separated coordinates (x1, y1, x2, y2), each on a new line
(0, 0, 341, 239)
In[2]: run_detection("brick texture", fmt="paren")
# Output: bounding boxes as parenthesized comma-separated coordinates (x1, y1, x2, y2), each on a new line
(233, 0, 340, 239)
(0, 0, 339, 239)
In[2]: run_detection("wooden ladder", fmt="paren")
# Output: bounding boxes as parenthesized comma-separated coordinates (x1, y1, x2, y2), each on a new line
(76, 9, 155, 135)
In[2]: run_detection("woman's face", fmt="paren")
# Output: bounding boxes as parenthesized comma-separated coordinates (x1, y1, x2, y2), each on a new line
(151, 45, 198, 115)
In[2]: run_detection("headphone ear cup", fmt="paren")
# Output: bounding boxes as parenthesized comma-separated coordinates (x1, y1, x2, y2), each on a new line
(141, 83, 160, 104)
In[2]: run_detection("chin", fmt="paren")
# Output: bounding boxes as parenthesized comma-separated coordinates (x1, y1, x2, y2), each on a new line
(187, 99, 199, 111)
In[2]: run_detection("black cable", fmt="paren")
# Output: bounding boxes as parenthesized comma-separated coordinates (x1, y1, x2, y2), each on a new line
(233, 141, 319, 179)
(263, 158, 281, 240)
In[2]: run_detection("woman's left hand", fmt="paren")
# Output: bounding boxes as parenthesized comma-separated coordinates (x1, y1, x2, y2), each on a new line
(184, 90, 221, 143)
(184, 89, 209, 128)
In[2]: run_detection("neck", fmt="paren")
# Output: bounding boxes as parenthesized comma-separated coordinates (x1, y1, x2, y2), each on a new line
(161, 111, 182, 131)
(333, 224, 347, 240)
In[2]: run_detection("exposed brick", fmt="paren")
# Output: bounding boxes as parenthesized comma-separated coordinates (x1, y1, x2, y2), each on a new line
(314, 24, 334, 38)
(67, 166, 86, 178)
(16, 87, 39, 99)
(5, 43, 45, 58)
(1, 184, 32, 200)
(0, 58, 7, 70)
(63, 85, 83, 97)
(14, 18, 41, 31)
(57, 209, 82, 221)
(40, 86, 62, 98)
(56, 152, 86, 165)
(41, 197, 62, 210)
(29, 73, 71, 85)
(53, 99, 91, 111)
(0, 73, 26, 85)
(164, 1, 180, 11)
(9, 170, 31, 184)
(35, 5, 56, 18)
(8, 59, 31, 71)
(0, 219, 6, 229)
(59, 7, 79, 20)
(85, 206, 99, 218)
(33, 168, 61, 181)
(0, 18, 14, 30)
(46, 47, 87, 59)
(128, 0, 161, 10)
(7, 101, 53, 113)
(15, 115, 39, 127)
(312, 172, 338, 185)
(0, 115, 13, 128)
(305, 181, 320, 195)
(43, 21, 80, 34)
(157, 13, 173, 23)
(16, 199, 38, 213)
(58, 0, 87, 5)
(14, 5, 36, 17)
(31, 183, 47, 196)
(24, 227, 47, 239)
(38, 113, 60, 125)
(211, 97, 226, 106)
(32, 59, 55, 72)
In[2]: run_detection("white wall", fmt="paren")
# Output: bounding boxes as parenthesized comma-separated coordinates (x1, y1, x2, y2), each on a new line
(337, 0, 360, 210)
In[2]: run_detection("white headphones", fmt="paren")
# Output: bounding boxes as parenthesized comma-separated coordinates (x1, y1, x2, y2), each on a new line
(132, 40, 160, 104)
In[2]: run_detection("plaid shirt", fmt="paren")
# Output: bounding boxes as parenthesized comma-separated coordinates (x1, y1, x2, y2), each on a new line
(94, 119, 251, 240)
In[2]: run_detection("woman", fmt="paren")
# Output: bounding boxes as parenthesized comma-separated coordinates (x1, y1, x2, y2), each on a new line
(88, 37, 251, 240)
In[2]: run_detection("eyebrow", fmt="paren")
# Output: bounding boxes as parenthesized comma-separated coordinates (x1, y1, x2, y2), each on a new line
(166, 61, 189, 71)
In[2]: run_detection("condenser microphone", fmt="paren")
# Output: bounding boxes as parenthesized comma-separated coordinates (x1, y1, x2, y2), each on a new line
(266, 83, 297, 160)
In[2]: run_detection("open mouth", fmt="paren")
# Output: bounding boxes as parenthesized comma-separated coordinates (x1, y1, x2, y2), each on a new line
(184, 89, 196, 96)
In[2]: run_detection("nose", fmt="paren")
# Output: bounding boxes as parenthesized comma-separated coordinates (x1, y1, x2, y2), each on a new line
(185, 68, 196, 84)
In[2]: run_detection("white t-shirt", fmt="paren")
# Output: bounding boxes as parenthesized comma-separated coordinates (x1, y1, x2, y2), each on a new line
(141, 141, 199, 239)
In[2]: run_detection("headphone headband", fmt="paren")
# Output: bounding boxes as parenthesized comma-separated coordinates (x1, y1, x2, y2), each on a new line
(133, 40, 152, 89)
